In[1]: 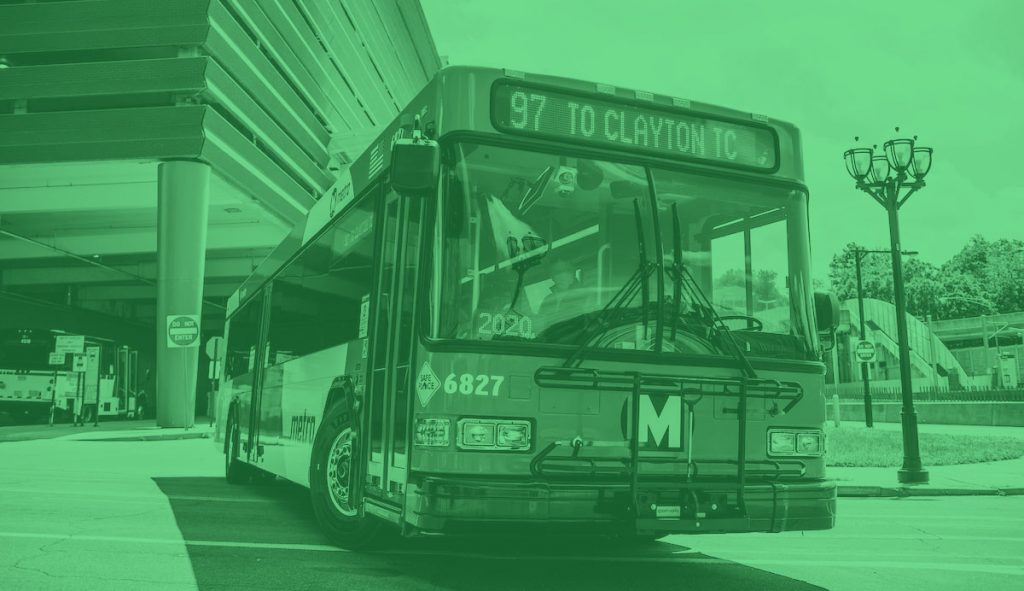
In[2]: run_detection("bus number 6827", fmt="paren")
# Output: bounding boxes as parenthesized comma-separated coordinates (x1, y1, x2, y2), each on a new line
(443, 373, 505, 396)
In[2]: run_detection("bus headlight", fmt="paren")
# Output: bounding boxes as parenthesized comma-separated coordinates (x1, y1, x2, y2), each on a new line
(458, 418, 531, 451)
(768, 429, 824, 457)
(797, 433, 823, 455)
(769, 431, 796, 454)
(463, 422, 496, 447)
(414, 418, 450, 447)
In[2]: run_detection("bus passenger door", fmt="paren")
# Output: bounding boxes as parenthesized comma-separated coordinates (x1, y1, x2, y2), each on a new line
(247, 294, 273, 464)
(366, 190, 424, 503)
(225, 291, 268, 463)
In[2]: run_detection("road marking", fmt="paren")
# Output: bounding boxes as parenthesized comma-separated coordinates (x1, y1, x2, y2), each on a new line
(0, 531, 347, 553)
(778, 533, 1024, 543)
(845, 514, 1024, 524)
(729, 559, 1024, 576)
(0, 488, 276, 504)
(378, 549, 729, 564)
(1, 531, 1020, 575)
(342, 547, 1024, 574)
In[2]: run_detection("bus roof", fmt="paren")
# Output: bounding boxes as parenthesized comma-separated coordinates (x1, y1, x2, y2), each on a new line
(226, 66, 805, 317)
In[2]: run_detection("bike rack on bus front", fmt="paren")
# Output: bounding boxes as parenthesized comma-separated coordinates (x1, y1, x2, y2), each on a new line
(530, 366, 805, 527)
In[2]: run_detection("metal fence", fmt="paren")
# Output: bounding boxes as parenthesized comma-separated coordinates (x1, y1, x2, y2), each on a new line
(824, 384, 1024, 402)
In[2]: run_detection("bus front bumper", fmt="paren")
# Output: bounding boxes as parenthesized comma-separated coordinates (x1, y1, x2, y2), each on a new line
(406, 477, 836, 535)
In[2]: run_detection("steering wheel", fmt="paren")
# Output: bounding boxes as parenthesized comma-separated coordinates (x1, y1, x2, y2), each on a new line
(591, 323, 717, 356)
(717, 315, 763, 332)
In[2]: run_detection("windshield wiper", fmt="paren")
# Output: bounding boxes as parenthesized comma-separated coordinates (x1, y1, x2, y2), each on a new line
(669, 202, 684, 342)
(561, 198, 654, 368)
(666, 202, 758, 379)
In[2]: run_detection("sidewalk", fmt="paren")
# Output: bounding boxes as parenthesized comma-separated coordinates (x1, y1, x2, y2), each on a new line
(830, 421, 1024, 497)
(0, 418, 214, 443)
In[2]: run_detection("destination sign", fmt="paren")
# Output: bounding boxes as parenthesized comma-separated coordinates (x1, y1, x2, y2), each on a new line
(492, 83, 778, 170)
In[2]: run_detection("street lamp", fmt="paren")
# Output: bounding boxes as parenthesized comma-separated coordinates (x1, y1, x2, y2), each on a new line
(849, 247, 918, 428)
(843, 128, 933, 485)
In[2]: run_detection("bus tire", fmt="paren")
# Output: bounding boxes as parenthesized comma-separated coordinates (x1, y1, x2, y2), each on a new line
(224, 411, 252, 485)
(309, 402, 382, 550)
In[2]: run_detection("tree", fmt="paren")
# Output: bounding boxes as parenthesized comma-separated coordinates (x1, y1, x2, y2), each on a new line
(902, 257, 943, 319)
(828, 242, 942, 319)
(828, 242, 893, 303)
(988, 241, 1024, 313)
(714, 268, 785, 311)
(828, 236, 1024, 321)
(936, 271, 994, 318)
(752, 269, 785, 309)
(939, 235, 1024, 316)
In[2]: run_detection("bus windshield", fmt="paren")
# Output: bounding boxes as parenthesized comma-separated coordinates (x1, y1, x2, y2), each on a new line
(432, 142, 814, 360)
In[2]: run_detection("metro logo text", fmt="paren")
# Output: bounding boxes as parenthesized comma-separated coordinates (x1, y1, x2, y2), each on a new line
(621, 394, 685, 451)
(289, 413, 316, 443)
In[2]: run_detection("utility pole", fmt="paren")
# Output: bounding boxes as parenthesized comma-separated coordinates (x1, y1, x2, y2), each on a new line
(853, 250, 873, 427)
(852, 247, 917, 427)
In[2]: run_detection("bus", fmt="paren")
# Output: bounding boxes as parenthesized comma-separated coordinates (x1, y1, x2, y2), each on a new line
(0, 329, 140, 425)
(215, 66, 839, 547)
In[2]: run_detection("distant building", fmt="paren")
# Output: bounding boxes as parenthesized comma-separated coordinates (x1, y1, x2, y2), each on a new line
(929, 312, 1024, 389)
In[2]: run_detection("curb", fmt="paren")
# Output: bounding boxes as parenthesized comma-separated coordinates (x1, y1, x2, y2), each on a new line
(62, 431, 212, 443)
(838, 485, 1024, 498)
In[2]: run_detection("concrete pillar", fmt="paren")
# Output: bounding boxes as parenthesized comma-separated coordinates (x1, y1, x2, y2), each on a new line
(156, 160, 210, 428)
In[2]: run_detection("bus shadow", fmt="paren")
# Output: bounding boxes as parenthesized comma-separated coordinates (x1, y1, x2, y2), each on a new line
(153, 477, 826, 591)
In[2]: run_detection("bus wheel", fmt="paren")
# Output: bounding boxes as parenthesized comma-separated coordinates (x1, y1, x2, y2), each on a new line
(224, 414, 252, 484)
(309, 403, 381, 549)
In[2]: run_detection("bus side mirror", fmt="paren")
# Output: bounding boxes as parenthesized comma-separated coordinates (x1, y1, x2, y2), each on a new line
(813, 291, 840, 352)
(391, 137, 439, 196)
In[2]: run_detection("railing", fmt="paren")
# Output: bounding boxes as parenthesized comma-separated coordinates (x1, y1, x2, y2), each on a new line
(825, 384, 1024, 402)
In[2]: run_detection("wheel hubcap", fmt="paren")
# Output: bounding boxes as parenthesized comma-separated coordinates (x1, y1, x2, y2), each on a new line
(326, 429, 357, 516)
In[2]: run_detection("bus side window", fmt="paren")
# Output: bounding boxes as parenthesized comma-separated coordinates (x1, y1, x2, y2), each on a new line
(226, 295, 262, 380)
(266, 198, 377, 364)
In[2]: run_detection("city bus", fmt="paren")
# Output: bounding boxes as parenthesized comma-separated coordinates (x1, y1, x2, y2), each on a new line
(215, 66, 839, 547)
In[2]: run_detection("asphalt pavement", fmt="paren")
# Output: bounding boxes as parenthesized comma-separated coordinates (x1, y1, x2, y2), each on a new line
(0, 418, 213, 443)
(0, 433, 1022, 590)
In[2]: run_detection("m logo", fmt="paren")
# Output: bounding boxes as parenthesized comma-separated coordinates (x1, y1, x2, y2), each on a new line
(620, 394, 684, 450)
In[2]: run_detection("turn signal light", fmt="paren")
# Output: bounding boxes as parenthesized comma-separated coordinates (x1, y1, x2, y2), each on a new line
(414, 418, 450, 447)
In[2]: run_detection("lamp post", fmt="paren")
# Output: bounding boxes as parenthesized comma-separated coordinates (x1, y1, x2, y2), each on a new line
(850, 247, 918, 428)
(843, 128, 932, 485)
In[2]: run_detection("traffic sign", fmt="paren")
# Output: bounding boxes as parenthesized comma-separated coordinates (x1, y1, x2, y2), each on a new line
(855, 340, 876, 363)
(48, 352, 66, 366)
(205, 336, 225, 360)
(54, 335, 84, 356)
(167, 315, 201, 348)
(72, 354, 87, 373)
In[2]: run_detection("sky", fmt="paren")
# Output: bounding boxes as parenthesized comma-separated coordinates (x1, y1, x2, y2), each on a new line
(420, 0, 1024, 279)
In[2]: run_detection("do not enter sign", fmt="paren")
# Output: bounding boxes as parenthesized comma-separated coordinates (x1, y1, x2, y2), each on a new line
(167, 315, 201, 348)
(855, 340, 876, 363)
